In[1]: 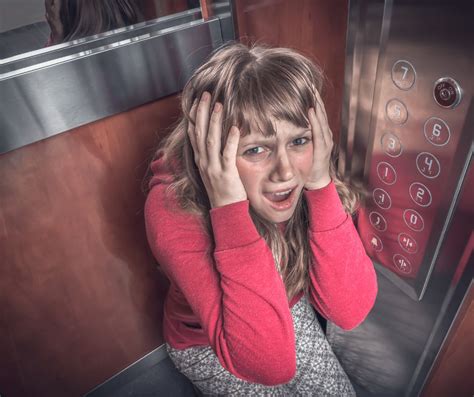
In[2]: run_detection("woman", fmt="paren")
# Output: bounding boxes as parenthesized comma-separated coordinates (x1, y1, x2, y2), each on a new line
(45, 0, 142, 45)
(144, 42, 377, 396)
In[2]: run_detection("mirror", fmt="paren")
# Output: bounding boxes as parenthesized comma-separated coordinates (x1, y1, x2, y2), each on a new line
(0, 0, 201, 60)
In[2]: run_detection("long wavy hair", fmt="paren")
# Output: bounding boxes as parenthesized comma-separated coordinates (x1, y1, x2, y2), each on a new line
(149, 43, 359, 300)
(59, 0, 142, 42)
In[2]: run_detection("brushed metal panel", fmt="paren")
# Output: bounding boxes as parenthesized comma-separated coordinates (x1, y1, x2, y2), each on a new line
(0, 8, 202, 73)
(0, 16, 230, 155)
(331, 0, 474, 395)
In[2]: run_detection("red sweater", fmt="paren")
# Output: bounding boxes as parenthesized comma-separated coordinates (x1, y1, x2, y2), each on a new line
(144, 158, 377, 386)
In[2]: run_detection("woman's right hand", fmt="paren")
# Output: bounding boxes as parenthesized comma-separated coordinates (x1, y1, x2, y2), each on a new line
(187, 92, 248, 208)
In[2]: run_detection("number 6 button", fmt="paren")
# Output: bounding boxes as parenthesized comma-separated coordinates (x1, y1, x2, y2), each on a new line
(424, 117, 450, 146)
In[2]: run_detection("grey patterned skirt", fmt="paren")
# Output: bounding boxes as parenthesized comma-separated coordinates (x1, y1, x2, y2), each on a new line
(166, 295, 356, 396)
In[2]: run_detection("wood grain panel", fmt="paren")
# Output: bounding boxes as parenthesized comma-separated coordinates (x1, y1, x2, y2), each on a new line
(0, 95, 179, 396)
(234, 0, 349, 143)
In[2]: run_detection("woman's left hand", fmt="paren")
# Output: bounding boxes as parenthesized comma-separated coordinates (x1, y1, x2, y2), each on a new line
(305, 92, 333, 190)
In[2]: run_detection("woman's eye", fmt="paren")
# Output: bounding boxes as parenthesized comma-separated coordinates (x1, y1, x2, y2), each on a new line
(244, 146, 265, 156)
(293, 137, 311, 146)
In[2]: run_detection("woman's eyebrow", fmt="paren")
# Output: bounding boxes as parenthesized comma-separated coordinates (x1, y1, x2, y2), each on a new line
(240, 129, 312, 147)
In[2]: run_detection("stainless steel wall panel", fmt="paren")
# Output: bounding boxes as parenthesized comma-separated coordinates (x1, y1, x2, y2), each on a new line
(0, 16, 230, 154)
(332, 0, 473, 395)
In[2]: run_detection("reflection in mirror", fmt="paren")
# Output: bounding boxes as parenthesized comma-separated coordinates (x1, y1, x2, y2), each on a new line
(0, 0, 200, 60)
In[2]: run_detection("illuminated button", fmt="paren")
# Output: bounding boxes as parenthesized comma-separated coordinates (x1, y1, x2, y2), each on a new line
(409, 182, 432, 207)
(398, 232, 418, 254)
(377, 162, 397, 185)
(386, 99, 408, 125)
(393, 254, 412, 274)
(403, 209, 425, 232)
(416, 152, 441, 179)
(381, 132, 403, 157)
(424, 117, 450, 146)
(373, 188, 392, 210)
(391, 60, 416, 90)
(433, 77, 462, 109)
(369, 211, 387, 232)
(369, 234, 383, 252)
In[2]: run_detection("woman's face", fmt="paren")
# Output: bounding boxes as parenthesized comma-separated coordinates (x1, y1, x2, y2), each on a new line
(236, 118, 314, 224)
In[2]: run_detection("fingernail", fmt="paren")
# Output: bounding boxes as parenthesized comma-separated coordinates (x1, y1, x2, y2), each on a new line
(213, 103, 222, 113)
(201, 92, 210, 101)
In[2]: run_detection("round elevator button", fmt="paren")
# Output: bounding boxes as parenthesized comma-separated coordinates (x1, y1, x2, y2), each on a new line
(433, 77, 462, 108)
(386, 99, 408, 124)
(392, 60, 416, 90)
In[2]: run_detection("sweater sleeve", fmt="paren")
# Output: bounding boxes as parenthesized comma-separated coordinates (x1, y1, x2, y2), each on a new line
(304, 182, 378, 330)
(144, 184, 296, 385)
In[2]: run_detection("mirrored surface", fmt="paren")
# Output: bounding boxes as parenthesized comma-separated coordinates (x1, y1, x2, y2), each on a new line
(0, 0, 200, 60)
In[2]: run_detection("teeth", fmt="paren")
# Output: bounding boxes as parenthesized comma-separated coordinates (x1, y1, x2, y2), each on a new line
(274, 189, 292, 196)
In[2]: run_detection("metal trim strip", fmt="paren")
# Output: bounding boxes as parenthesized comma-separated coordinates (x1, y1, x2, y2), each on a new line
(0, 15, 231, 154)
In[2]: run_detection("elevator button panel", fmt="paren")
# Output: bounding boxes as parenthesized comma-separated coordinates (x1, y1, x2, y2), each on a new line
(357, 54, 469, 284)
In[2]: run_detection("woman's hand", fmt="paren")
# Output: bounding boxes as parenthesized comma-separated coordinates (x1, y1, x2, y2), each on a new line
(187, 92, 248, 208)
(305, 91, 333, 190)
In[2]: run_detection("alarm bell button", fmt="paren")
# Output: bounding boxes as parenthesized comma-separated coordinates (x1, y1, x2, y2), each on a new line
(433, 77, 462, 109)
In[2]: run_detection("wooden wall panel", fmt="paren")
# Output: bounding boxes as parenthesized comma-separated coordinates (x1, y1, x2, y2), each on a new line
(234, 0, 349, 143)
(0, 95, 179, 396)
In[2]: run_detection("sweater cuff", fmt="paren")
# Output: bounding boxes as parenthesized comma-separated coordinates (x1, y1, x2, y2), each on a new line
(304, 181, 347, 232)
(210, 200, 261, 251)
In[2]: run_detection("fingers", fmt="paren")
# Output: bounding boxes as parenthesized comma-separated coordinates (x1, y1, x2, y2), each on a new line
(186, 98, 199, 159)
(315, 103, 333, 146)
(313, 89, 329, 125)
(222, 126, 240, 169)
(187, 92, 226, 170)
(194, 92, 212, 165)
(207, 102, 223, 168)
(308, 106, 333, 149)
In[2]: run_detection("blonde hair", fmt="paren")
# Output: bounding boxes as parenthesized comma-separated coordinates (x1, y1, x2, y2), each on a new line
(149, 42, 358, 300)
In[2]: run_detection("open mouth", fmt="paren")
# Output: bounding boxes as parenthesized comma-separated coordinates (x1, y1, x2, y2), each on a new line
(263, 186, 298, 210)
(265, 188, 294, 202)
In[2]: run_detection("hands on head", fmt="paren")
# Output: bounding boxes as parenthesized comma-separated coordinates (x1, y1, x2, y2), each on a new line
(186, 90, 334, 210)
(187, 92, 247, 208)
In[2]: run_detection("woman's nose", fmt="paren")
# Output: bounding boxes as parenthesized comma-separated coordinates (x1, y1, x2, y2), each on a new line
(269, 151, 295, 182)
